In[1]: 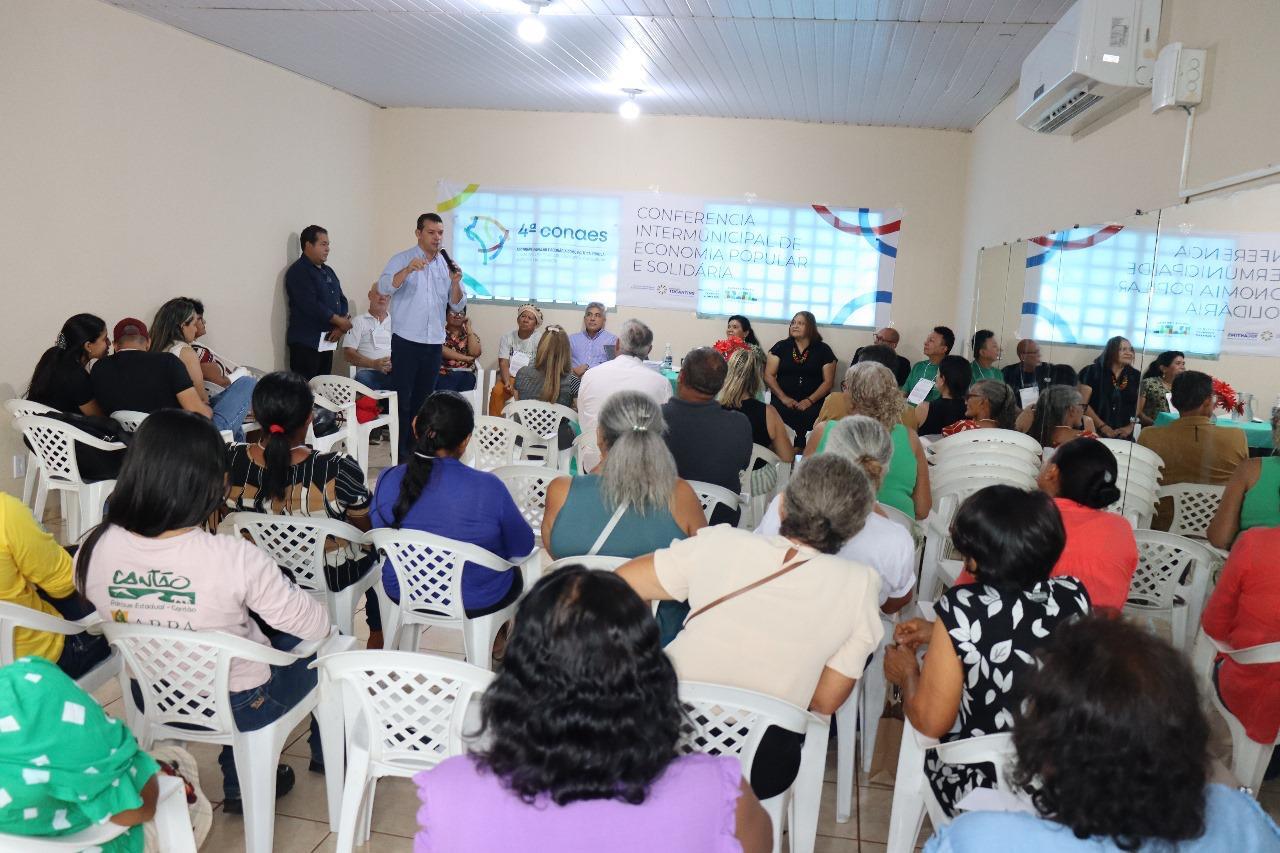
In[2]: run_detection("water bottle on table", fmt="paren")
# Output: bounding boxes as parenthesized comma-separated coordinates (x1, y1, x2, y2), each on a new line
(661, 343, 673, 371)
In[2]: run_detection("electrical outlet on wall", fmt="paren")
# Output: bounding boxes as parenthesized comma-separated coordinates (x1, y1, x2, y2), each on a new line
(12, 455, 25, 479)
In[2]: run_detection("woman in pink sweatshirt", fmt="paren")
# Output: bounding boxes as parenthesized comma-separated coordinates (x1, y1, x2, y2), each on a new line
(75, 409, 331, 813)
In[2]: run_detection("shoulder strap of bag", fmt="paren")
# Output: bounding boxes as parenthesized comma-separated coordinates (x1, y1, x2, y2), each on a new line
(684, 547, 811, 626)
(587, 501, 630, 556)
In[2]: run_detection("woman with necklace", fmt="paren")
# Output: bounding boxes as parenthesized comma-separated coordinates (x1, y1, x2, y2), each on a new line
(764, 311, 837, 449)
(1138, 349, 1185, 425)
(942, 379, 1019, 436)
(1078, 336, 1142, 439)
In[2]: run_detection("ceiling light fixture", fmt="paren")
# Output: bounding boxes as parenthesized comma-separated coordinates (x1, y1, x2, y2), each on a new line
(619, 88, 644, 120)
(518, 0, 550, 44)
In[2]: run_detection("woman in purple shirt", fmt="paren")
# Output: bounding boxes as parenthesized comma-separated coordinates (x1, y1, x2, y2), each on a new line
(414, 565, 771, 852)
(370, 391, 534, 613)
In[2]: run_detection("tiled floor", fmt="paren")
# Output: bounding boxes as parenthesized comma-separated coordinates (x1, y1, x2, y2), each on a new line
(39, 436, 1280, 851)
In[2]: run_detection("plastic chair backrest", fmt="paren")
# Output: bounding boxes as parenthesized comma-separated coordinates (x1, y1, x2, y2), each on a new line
(13, 415, 124, 483)
(1098, 438, 1164, 471)
(465, 416, 543, 471)
(929, 443, 1041, 474)
(541, 555, 629, 573)
(503, 400, 579, 437)
(229, 512, 367, 595)
(1159, 483, 1225, 538)
(689, 480, 741, 522)
(927, 429, 1043, 458)
(102, 623, 298, 739)
(369, 529, 513, 622)
(492, 465, 558, 532)
(110, 410, 148, 432)
(309, 374, 370, 409)
(677, 681, 811, 778)
(1127, 529, 1212, 611)
(571, 432, 599, 472)
(4, 398, 56, 419)
(880, 504, 917, 535)
(314, 650, 492, 772)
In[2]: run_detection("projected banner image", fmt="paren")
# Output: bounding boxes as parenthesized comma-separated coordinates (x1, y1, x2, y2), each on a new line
(438, 181, 901, 328)
(438, 182, 621, 307)
(1020, 219, 1280, 357)
(618, 194, 900, 327)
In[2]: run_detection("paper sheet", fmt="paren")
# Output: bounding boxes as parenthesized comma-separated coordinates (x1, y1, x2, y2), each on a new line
(1018, 386, 1039, 409)
(907, 377, 934, 406)
(318, 334, 337, 353)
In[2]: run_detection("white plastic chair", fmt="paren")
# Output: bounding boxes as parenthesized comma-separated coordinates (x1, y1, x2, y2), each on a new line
(369, 529, 529, 670)
(1124, 530, 1216, 651)
(928, 464, 1037, 497)
(461, 415, 546, 472)
(1099, 438, 1165, 473)
(928, 440, 1041, 473)
(109, 409, 149, 432)
(885, 718, 1018, 853)
(833, 678, 866, 824)
(13, 415, 122, 544)
(568, 431, 599, 475)
(310, 375, 399, 475)
(501, 400, 576, 468)
(4, 399, 56, 513)
(688, 480, 742, 524)
(740, 445, 790, 529)
(492, 464, 558, 548)
(678, 681, 829, 853)
(540, 555, 630, 573)
(228, 513, 377, 636)
(313, 651, 492, 853)
(0, 601, 121, 694)
(926, 428, 1043, 460)
(1193, 629, 1280, 796)
(102, 623, 354, 853)
(1158, 482, 1225, 539)
(0, 774, 196, 853)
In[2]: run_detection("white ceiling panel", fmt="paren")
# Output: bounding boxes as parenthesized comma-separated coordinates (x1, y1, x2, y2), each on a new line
(105, 0, 1068, 128)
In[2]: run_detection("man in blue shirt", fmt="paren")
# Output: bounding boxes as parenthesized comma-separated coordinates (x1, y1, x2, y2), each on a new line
(378, 212, 467, 457)
(284, 224, 351, 379)
(568, 301, 618, 377)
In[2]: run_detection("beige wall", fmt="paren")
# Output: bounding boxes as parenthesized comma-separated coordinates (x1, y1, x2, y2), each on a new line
(957, 0, 1280, 405)
(0, 0, 378, 493)
(372, 109, 972, 380)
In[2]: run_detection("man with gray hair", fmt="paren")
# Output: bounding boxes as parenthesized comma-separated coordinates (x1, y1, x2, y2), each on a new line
(576, 318, 673, 471)
(569, 301, 618, 377)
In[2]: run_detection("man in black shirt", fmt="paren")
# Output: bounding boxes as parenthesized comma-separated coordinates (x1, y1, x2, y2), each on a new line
(285, 224, 351, 379)
(661, 347, 753, 527)
(1001, 338, 1052, 394)
(853, 327, 911, 386)
(91, 318, 208, 416)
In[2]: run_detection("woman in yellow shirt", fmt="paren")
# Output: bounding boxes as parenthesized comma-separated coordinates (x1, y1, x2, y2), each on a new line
(0, 493, 109, 677)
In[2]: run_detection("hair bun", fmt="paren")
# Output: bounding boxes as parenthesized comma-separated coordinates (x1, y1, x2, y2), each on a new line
(1093, 483, 1122, 507)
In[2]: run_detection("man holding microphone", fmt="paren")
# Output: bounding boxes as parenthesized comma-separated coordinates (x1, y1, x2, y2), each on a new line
(378, 212, 466, 457)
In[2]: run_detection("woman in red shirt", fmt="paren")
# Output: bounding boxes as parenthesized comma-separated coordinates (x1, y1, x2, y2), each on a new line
(952, 438, 1136, 610)
(1201, 526, 1280, 756)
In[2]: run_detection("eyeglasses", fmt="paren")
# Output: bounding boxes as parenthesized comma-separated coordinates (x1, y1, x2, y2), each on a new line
(873, 335, 897, 345)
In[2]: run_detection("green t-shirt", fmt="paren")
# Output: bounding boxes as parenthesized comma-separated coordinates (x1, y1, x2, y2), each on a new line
(970, 363, 1003, 383)
(0, 657, 159, 852)
(901, 360, 941, 404)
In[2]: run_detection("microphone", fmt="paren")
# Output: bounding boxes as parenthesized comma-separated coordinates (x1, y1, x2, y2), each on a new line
(439, 248, 460, 275)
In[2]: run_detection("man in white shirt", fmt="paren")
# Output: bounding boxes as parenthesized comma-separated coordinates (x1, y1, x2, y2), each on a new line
(576, 318, 672, 471)
(342, 284, 393, 391)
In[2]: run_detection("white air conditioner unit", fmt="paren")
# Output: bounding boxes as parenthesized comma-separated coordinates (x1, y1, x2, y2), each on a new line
(1015, 0, 1161, 135)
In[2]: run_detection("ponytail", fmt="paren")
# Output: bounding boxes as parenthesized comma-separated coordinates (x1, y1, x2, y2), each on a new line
(391, 392, 474, 527)
(250, 372, 314, 503)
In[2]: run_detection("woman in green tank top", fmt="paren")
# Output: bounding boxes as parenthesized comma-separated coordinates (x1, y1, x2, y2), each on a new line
(806, 362, 930, 520)
(1208, 451, 1280, 549)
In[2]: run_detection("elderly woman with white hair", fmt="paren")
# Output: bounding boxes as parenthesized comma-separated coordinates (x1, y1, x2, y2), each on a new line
(757, 415, 915, 614)
(496, 303, 544, 397)
(542, 390, 705, 560)
(619, 454, 884, 800)
(807, 361, 931, 520)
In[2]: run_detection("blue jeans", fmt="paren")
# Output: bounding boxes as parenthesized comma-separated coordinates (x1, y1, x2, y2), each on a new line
(218, 632, 320, 797)
(390, 336, 442, 458)
(211, 376, 256, 441)
(434, 370, 477, 393)
(354, 368, 393, 392)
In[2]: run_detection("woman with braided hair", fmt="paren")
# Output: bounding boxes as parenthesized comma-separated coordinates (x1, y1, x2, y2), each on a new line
(369, 391, 534, 614)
